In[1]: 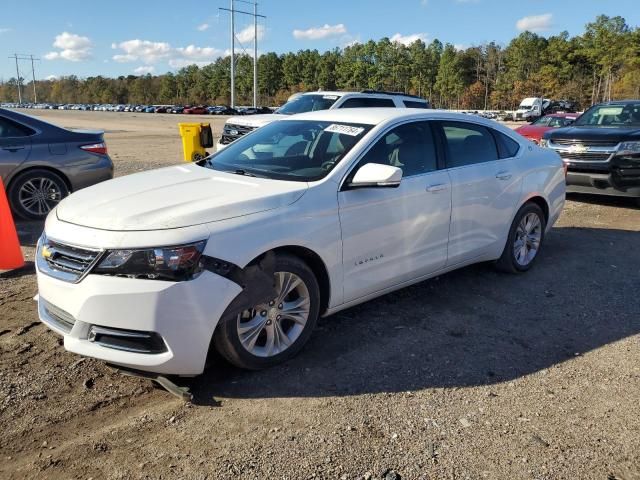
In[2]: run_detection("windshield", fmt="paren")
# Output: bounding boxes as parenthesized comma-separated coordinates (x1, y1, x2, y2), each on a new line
(203, 120, 372, 181)
(276, 94, 340, 115)
(531, 116, 551, 126)
(575, 103, 640, 127)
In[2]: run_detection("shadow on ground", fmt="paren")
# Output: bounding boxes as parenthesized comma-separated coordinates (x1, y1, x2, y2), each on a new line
(191, 225, 640, 404)
(567, 192, 639, 210)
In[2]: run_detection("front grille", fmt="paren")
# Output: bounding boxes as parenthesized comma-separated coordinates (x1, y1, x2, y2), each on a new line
(559, 152, 613, 162)
(37, 236, 103, 283)
(552, 139, 619, 148)
(40, 298, 76, 334)
(220, 123, 257, 145)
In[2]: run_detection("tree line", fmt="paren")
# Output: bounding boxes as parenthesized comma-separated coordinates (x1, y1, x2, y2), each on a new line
(1, 15, 638, 110)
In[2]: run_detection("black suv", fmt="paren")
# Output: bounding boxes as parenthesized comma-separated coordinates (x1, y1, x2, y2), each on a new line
(543, 100, 640, 204)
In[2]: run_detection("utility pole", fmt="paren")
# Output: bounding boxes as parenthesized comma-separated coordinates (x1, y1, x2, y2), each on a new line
(9, 54, 22, 104)
(253, 1, 258, 108)
(29, 55, 40, 104)
(230, 0, 235, 108)
(8, 54, 40, 104)
(220, 1, 265, 109)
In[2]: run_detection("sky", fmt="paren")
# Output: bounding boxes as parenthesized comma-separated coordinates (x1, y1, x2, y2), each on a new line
(1, 0, 639, 81)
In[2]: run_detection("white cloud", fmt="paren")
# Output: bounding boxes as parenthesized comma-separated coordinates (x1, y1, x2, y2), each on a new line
(0, 28, 11, 34)
(293, 23, 347, 40)
(390, 32, 428, 46)
(167, 59, 213, 68)
(516, 13, 553, 33)
(134, 65, 155, 75)
(45, 75, 58, 81)
(197, 23, 209, 32)
(44, 32, 92, 62)
(112, 40, 172, 64)
(420, 0, 428, 6)
(454, 43, 468, 51)
(343, 38, 361, 49)
(236, 24, 265, 44)
(111, 39, 224, 68)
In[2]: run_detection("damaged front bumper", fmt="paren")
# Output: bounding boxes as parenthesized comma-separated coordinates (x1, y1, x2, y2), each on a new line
(36, 266, 242, 376)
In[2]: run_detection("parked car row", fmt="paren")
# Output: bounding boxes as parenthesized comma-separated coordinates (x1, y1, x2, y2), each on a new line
(459, 111, 499, 120)
(0, 102, 275, 116)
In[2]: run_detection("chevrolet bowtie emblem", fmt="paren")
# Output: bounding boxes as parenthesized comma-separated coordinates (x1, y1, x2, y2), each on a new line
(568, 144, 588, 154)
(41, 245, 53, 259)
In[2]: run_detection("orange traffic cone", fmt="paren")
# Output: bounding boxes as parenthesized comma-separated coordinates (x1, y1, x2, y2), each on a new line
(0, 179, 25, 270)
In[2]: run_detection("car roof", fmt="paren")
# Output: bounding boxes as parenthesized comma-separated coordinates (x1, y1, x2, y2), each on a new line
(601, 99, 640, 106)
(300, 91, 428, 101)
(282, 108, 498, 127)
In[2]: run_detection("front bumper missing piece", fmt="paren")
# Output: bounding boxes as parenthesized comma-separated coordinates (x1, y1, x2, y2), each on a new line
(108, 364, 193, 402)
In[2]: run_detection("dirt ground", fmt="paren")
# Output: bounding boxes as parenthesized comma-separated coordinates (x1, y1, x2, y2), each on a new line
(1, 110, 639, 480)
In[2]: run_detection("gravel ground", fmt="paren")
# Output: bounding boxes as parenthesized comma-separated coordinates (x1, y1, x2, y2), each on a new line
(1, 110, 639, 480)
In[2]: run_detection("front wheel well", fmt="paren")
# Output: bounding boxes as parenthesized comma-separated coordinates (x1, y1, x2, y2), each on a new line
(260, 246, 331, 316)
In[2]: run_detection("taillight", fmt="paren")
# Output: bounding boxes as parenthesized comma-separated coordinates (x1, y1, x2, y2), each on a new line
(80, 142, 107, 155)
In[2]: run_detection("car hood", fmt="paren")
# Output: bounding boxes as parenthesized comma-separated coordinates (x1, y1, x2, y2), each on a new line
(544, 125, 640, 142)
(226, 114, 284, 128)
(55, 163, 308, 231)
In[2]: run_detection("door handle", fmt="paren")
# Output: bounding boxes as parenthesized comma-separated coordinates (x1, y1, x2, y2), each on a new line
(1, 145, 25, 152)
(426, 183, 447, 193)
(495, 171, 512, 180)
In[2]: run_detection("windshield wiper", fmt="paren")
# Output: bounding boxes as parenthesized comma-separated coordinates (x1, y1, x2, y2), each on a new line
(231, 169, 257, 177)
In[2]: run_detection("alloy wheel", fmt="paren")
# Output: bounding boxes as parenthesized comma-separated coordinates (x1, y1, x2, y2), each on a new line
(237, 271, 311, 358)
(18, 177, 63, 217)
(513, 212, 542, 266)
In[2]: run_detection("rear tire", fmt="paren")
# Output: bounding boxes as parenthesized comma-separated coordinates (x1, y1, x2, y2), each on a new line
(213, 254, 320, 370)
(8, 169, 69, 220)
(495, 202, 546, 273)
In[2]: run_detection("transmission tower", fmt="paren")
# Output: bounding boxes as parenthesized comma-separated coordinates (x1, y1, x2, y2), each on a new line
(219, 0, 266, 108)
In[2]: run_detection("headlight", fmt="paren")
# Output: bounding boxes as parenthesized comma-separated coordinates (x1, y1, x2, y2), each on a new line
(539, 138, 549, 148)
(93, 241, 206, 281)
(617, 141, 640, 156)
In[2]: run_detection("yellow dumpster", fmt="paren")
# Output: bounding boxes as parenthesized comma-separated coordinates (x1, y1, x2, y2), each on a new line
(178, 123, 213, 162)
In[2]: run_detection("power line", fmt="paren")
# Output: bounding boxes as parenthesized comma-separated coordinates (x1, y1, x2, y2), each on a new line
(7, 54, 40, 104)
(219, 1, 266, 108)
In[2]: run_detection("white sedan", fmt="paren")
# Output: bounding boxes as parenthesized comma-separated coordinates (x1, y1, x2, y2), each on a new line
(35, 109, 565, 375)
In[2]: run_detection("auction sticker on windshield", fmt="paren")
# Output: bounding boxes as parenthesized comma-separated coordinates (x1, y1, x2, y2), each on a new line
(324, 124, 366, 136)
(598, 107, 624, 116)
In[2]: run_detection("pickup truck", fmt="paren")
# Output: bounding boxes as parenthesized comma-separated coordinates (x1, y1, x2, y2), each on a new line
(542, 100, 640, 204)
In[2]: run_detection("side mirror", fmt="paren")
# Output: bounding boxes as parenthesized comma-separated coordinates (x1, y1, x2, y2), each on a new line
(348, 163, 402, 189)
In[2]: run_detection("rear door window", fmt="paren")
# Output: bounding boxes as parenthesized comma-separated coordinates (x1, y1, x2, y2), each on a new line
(440, 121, 499, 168)
(340, 97, 395, 108)
(0, 116, 35, 138)
(493, 131, 521, 159)
(403, 100, 429, 109)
